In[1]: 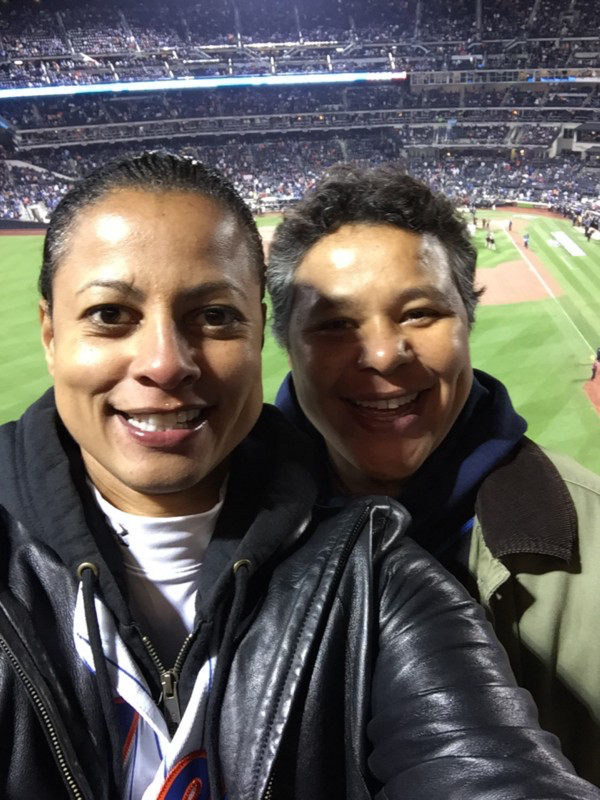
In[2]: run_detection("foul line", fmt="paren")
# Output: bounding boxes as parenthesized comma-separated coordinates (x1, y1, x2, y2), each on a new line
(507, 234, 594, 354)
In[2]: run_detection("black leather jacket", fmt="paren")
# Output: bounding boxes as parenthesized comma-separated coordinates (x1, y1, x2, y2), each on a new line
(0, 392, 598, 800)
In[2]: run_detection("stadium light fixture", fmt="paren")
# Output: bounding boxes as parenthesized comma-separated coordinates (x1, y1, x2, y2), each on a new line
(0, 70, 407, 100)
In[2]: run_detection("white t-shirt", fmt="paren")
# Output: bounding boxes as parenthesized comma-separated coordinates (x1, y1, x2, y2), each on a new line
(93, 486, 225, 666)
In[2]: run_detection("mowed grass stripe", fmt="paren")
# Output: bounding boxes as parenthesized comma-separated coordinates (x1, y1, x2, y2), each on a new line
(471, 299, 599, 471)
(0, 341, 46, 361)
(505, 218, 596, 353)
(558, 295, 599, 350)
(1, 235, 51, 418)
(535, 224, 599, 295)
(529, 219, 600, 349)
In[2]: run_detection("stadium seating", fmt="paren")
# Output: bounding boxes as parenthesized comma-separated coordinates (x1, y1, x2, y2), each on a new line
(0, 0, 598, 223)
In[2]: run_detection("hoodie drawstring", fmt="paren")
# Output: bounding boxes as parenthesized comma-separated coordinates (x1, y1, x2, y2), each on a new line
(78, 557, 253, 799)
(207, 558, 252, 799)
(78, 562, 124, 796)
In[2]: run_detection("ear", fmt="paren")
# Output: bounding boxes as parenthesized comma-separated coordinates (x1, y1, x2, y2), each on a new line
(39, 300, 55, 377)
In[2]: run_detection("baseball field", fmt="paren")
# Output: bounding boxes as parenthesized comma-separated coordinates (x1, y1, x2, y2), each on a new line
(2, 207, 600, 473)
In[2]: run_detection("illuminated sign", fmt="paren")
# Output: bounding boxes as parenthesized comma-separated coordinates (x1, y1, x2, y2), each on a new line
(0, 71, 408, 100)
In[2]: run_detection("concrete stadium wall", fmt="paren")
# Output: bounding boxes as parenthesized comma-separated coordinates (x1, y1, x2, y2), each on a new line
(0, 220, 47, 232)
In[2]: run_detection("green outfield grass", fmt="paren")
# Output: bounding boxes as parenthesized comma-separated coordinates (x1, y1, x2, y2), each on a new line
(471, 228, 514, 268)
(0, 235, 51, 423)
(256, 214, 290, 399)
(470, 213, 600, 472)
(2, 209, 600, 473)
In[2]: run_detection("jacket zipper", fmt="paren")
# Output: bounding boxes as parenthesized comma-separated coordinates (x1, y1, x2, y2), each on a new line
(258, 504, 372, 800)
(263, 772, 275, 800)
(142, 632, 195, 732)
(331, 502, 371, 589)
(0, 635, 85, 800)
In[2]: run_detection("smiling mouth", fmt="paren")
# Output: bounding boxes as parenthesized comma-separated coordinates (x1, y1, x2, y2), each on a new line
(122, 408, 205, 432)
(351, 393, 419, 411)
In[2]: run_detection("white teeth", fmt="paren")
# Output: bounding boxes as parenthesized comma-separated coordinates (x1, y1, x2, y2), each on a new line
(126, 408, 203, 432)
(354, 394, 417, 410)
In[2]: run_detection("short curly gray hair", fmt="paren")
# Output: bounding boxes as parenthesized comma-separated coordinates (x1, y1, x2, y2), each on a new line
(267, 163, 482, 349)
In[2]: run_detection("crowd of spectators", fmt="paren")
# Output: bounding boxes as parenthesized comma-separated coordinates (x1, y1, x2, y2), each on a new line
(0, 161, 71, 219)
(1, 0, 599, 222)
(481, 0, 594, 39)
(3, 82, 597, 148)
(0, 160, 23, 220)
(1, 40, 598, 89)
(2, 130, 599, 222)
(9, 113, 574, 150)
(413, 150, 600, 208)
(0, 0, 599, 90)
(446, 124, 509, 144)
(0, 6, 70, 58)
(520, 124, 562, 145)
(419, 0, 477, 43)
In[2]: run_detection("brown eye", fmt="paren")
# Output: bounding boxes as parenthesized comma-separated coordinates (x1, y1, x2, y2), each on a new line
(86, 305, 136, 327)
(319, 318, 355, 331)
(198, 306, 241, 327)
(404, 308, 440, 322)
(97, 307, 122, 324)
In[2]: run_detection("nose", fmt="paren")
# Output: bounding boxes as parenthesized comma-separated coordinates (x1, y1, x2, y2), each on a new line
(132, 317, 201, 390)
(357, 319, 413, 374)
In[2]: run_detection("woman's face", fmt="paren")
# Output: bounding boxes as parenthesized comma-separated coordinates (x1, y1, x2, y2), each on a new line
(287, 223, 472, 496)
(41, 188, 265, 516)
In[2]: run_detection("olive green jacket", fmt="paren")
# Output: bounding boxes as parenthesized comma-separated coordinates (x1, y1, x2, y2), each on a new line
(470, 439, 600, 785)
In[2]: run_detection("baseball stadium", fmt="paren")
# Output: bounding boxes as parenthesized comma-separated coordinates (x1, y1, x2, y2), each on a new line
(4, 1, 600, 796)
(1, 0, 600, 476)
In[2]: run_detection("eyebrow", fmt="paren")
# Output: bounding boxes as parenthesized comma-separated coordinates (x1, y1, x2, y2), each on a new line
(397, 285, 456, 306)
(75, 279, 246, 301)
(301, 284, 455, 313)
(76, 279, 143, 298)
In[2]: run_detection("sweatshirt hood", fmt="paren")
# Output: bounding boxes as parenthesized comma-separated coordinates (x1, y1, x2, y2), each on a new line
(275, 369, 527, 561)
(0, 389, 93, 557)
(0, 389, 135, 621)
(0, 391, 323, 800)
(0, 390, 320, 589)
